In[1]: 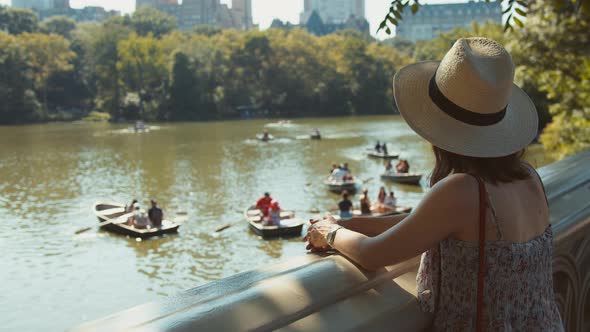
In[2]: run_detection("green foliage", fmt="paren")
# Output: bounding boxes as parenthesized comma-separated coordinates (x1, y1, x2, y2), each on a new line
(39, 16, 77, 39)
(0, 5, 38, 35)
(130, 6, 177, 38)
(75, 19, 132, 117)
(117, 33, 168, 120)
(0, 32, 43, 124)
(167, 50, 207, 120)
(192, 26, 222, 36)
(19, 33, 76, 111)
(511, 1, 590, 159)
(81, 111, 111, 122)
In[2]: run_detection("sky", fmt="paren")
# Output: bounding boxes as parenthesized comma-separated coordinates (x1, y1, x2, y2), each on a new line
(1, 0, 469, 39)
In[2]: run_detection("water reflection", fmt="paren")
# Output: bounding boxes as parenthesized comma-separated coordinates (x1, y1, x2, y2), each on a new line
(0, 116, 549, 331)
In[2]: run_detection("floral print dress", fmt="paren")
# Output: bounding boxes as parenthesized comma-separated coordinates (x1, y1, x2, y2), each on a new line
(416, 193, 564, 331)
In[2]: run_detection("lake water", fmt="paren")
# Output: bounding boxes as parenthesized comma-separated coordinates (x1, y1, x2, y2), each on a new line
(0, 116, 550, 331)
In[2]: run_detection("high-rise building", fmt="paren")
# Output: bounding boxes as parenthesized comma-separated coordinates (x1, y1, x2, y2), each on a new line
(11, 0, 53, 10)
(136, 0, 178, 10)
(179, 0, 218, 29)
(231, 0, 253, 29)
(135, 0, 253, 31)
(396, 1, 502, 42)
(300, 0, 365, 24)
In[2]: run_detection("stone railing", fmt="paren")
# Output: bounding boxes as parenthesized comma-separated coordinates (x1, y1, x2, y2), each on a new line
(72, 149, 590, 332)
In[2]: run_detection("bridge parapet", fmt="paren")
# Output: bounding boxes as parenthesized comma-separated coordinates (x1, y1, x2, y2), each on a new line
(72, 149, 590, 332)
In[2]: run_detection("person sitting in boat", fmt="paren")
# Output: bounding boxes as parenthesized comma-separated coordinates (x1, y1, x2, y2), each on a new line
(331, 165, 348, 182)
(262, 129, 270, 140)
(375, 141, 382, 153)
(148, 200, 163, 228)
(374, 186, 387, 213)
(396, 159, 410, 174)
(382, 143, 389, 155)
(385, 160, 393, 172)
(359, 188, 371, 215)
(378, 187, 387, 205)
(126, 199, 138, 213)
(330, 163, 339, 175)
(256, 192, 273, 217)
(341, 163, 354, 181)
(385, 191, 397, 207)
(338, 190, 353, 220)
(130, 203, 150, 229)
(265, 200, 281, 226)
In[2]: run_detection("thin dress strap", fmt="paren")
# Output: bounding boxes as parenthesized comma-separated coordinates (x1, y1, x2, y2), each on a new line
(475, 177, 487, 332)
(524, 163, 549, 206)
(481, 182, 503, 240)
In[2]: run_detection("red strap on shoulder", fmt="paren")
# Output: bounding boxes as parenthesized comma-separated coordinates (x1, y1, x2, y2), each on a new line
(476, 177, 486, 332)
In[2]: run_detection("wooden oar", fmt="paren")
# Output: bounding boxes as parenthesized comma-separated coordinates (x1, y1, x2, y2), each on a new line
(216, 214, 257, 233)
(215, 223, 233, 232)
(75, 213, 132, 235)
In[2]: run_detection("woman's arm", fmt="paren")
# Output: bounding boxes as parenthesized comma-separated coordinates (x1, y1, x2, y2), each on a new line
(338, 214, 409, 237)
(311, 174, 479, 270)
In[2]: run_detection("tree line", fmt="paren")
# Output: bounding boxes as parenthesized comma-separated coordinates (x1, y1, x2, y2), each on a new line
(0, 5, 411, 124)
(0, 2, 587, 159)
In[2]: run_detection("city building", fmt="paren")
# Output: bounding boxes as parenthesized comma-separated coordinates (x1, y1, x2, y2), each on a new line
(231, 0, 253, 29)
(395, 1, 502, 42)
(11, 0, 53, 10)
(272, 12, 369, 37)
(136, 0, 253, 31)
(300, 0, 365, 24)
(11, 0, 119, 22)
(38, 6, 119, 22)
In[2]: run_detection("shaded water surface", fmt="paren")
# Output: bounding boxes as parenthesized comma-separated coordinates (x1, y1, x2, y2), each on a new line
(0, 116, 550, 331)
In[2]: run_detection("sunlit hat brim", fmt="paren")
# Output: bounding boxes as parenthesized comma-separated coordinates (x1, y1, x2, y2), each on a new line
(393, 61, 538, 158)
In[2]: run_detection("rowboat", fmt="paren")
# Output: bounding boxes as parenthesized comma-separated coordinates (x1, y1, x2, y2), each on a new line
(324, 177, 357, 193)
(257, 134, 274, 142)
(332, 205, 412, 219)
(93, 202, 180, 239)
(366, 150, 399, 159)
(380, 172, 423, 185)
(310, 134, 322, 140)
(244, 206, 304, 238)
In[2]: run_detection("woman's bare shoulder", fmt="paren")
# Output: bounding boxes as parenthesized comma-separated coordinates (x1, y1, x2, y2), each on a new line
(415, 174, 479, 222)
(432, 173, 479, 200)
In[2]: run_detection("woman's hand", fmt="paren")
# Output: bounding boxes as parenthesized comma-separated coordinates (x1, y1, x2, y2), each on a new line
(304, 214, 339, 251)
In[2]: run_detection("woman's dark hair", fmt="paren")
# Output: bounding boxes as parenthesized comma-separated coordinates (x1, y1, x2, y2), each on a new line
(430, 145, 530, 187)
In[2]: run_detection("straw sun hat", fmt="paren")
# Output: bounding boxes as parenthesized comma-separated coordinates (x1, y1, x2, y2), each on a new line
(393, 37, 538, 158)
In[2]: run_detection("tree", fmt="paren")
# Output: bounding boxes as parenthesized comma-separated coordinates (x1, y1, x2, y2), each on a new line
(167, 50, 198, 120)
(381, 36, 415, 58)
(0, 32, 43, 123)
(117, 33, 168, 120)
(193, 26, 222, 36)
(131, 6, 177, 38)
(19, 33, 75, 112)
(40, 16, 77, 39)
(509, 1, 590, 159)
(0, 6, 38, 35)
(75, 19, 132, 117)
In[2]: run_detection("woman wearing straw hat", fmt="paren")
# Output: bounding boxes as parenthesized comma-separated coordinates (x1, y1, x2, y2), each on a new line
(305, 38, 563, 331)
